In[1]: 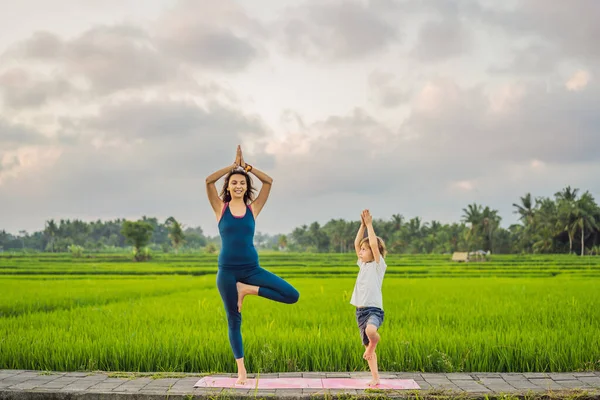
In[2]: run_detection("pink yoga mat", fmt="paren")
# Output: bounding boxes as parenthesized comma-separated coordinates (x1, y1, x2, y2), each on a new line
(323, 378, 420, 390)
(195, 377, 322, 389)
(194, 376, 420, 390)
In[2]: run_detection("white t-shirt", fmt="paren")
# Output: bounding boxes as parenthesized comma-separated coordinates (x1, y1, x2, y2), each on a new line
(350, 257, 387, 309)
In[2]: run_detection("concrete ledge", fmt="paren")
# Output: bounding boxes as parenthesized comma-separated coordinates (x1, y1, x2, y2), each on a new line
(2, 388, 600, 400)
(1, 370, 598, 400)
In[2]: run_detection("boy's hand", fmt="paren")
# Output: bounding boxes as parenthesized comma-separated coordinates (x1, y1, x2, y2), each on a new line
(362, 209, 373, 225)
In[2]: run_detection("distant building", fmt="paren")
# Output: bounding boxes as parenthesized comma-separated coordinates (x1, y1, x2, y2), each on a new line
(451, 252, 469, 262)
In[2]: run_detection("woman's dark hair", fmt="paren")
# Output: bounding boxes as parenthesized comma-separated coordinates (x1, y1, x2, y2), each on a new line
(219, 168, 256, 204)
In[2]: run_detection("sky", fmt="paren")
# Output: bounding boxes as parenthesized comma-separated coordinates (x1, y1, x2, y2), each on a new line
(1, 0, 599, 237)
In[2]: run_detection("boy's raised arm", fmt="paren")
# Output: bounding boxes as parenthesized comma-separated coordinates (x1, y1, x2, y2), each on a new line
(354, 215, 365, 259)
(362, 210, 381, 264)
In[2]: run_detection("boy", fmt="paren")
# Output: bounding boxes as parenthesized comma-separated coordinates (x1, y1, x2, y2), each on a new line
(351, 209, 388, 386)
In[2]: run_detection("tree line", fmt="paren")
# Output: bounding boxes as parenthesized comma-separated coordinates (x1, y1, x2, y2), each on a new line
(1, 186, 599, 257)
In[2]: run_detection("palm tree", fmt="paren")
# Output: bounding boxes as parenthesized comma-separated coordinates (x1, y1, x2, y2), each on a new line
(555, 186, 579, 254)
(18, 230, 28, 249)
(532, 197, 559, 253)
(278, 234, 288, 250)
(121, 220, 154, 260)
(165, 217, 185, 254)
(290, 225, 310, 250)
(513, 193, 535, 248)
(462, 203, 482, 249)
(513, 193, 535, 225)
(323, 219, 345, 253)
(533, 226, 554, 253)
(391, 214, 404, 232)
(481, 207, 501, 253)
(389, 229, 407, 253)
(406, 217, 423, 242)
(308, 222, 329, 252)
(555, 186, 579, 203)
(513, 193, 538, 253)
(447, 223, 466, 252)
(44, 219, 59, 252)
(572, 192, 599, 256)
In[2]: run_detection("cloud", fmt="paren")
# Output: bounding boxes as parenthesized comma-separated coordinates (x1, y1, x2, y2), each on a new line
(0, 94, 272, 230)
(401, 77, 600, 168)
(243, 74, 600, 233)
(530, 159, 545, 169)
(0, 1, 268, 103)
(280, 0, 400, 61)
(489, 43, 560, 76)
(0, 117, 73, 186)
(0, 145, 62, 186)
(513, 1, 600, 62)
(72, 97, 269, 173)
(0, 68, 74, 108)
(410, 17, 472, 62)
(259, 74, 600, 202)
(397, 1, 600, 74)
(66, 25, 176, 93)
(0, 119, 63, 185)
(2, 0, 600, 236)
(0, 119, 50, 149)
(1, 25, 178, 96)
(480, 1, 600, 75)
(259, 108, 411, 198)
(367, 71, 411, 108)
(566, 70, 591, 91)
(451, 180, 475, 191)
(155, 0, 266, 71)
(2, 31, 64, 60)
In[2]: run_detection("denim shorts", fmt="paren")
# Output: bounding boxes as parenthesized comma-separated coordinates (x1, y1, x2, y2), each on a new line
(356, 307, 384, 346)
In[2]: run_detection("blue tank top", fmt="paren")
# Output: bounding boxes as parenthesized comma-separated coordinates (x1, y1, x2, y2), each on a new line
(217, 202, 259, 268)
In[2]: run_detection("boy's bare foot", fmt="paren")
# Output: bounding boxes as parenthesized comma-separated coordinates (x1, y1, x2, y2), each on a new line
(363, 346, 375, 360)
(367, 378, 380, 387)
(363, 326, 380, 360)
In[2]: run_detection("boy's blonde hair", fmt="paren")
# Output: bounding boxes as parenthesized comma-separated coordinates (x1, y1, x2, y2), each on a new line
(359, 236, 387, 258)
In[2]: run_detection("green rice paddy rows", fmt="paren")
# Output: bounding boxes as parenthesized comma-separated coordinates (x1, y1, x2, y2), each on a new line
(1, 253, 600, 277)
(0, 254, 599, 373)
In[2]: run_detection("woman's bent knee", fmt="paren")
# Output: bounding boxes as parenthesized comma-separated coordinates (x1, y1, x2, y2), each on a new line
(287, 288, 300, 304)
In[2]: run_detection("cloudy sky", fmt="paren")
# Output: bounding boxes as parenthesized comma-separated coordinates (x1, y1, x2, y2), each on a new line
(1, 0, 599, 237)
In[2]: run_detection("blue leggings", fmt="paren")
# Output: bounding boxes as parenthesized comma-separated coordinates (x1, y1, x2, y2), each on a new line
(216, 265, 299, 359)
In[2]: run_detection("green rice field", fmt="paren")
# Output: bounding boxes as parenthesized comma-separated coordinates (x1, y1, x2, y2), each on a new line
(1, 253, 599, 374)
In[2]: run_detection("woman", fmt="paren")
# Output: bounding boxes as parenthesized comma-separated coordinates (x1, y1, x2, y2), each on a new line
(205, 145, 300, 384)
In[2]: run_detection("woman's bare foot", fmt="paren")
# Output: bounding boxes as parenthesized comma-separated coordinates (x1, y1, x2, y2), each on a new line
(367, 377, 380, 387)
(236, 282, 251, 312)
(236, 369, 247, 385)
(236, 282, 259, 312)
(235, 357, 247, 385)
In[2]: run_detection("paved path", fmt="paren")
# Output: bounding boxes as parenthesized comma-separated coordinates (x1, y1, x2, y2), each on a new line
(1, 370, 599, 399)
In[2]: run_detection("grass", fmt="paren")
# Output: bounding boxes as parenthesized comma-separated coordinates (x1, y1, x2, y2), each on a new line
(1, 252, 599, 374)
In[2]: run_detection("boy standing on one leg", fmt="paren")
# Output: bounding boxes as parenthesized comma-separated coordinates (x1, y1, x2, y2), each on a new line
(351, 209, 388, 387)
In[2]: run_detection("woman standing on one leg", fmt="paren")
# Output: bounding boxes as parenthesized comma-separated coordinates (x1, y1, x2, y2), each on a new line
(205, 145, 300, 385)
